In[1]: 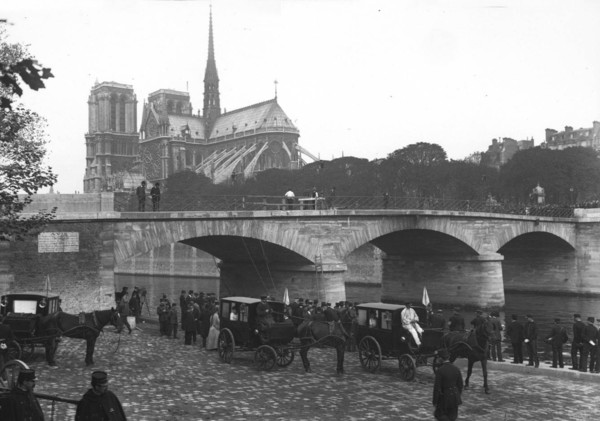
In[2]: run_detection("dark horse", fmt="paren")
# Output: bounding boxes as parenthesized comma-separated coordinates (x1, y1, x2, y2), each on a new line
(40, 308, 121, 366)
(442, 321, 492, 394)
(296, 318, 348, 374)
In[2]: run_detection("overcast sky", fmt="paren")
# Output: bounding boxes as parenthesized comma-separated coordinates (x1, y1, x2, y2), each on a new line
(3, 0, 600, 193)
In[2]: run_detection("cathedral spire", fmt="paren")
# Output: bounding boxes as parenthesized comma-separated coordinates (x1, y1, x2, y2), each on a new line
(203, 5, 220, 127)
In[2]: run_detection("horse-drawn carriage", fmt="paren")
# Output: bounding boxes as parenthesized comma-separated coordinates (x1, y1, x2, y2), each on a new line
(355, 302, 444, 380)
(217, 297, 297, 370)
(0, 292, 62, 362)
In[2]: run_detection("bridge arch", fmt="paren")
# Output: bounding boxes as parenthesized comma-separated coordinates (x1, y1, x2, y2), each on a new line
(113, 219, 318, 266)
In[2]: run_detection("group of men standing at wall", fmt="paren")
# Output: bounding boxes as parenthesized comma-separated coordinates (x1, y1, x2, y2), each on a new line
(156, 291, 218, 347)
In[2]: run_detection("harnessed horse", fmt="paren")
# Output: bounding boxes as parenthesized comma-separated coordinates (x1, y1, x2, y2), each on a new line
(442, 321, 492, 394)
(40, 308, 121, 366)
(296, 317, 348, 375)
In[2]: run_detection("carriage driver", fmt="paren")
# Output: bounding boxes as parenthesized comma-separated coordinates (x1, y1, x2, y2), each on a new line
(256, 296, 274, 340)
(401, 302, 424, 347)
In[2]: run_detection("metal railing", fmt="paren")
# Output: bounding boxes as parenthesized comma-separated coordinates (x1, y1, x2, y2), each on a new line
(37, 392, 79, 421)
(113, 193, 576, 218)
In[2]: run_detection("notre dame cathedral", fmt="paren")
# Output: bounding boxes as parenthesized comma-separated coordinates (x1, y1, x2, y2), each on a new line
(83, 9, 304, 193)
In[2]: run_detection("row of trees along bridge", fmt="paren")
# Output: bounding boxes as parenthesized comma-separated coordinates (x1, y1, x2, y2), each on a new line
(122, 142, 600, 216)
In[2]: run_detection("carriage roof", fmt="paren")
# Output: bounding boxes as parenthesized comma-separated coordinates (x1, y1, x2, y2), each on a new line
(1, 292, 60, 300)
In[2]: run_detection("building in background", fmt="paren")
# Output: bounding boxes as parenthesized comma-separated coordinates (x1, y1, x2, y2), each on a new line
(83, 82, 141, 193)
(84, 8, 308, 192)
(543, 122, 600, 151)
(481, 137, 534, 169)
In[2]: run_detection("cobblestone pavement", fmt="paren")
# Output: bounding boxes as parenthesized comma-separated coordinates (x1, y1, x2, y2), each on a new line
(22, 322, 600, 420)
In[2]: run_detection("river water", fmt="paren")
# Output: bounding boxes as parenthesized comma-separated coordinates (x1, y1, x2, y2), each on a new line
(116, 273, 599, 363)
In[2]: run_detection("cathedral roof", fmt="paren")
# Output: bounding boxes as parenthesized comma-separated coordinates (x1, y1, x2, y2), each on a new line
(209, 98, 297, 140)
(167, 114, 205, 140)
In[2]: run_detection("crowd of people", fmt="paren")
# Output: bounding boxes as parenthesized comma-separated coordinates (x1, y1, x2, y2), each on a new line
(155, 290, 220, 348)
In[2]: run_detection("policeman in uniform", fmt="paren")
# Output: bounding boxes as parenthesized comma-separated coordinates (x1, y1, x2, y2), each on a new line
(75, 371, 127, 420)
(506, 314, 524, 364)
(432, 349, 463, 421)
(523, 314, 539, 368)
(546, 318, 568, 368)
(3, 369, 44, 421)
(571, 313, 585, 370)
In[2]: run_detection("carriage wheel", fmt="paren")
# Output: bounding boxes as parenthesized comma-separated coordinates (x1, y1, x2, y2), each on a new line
(358, 336, 382, 373)
(398, 354, 416, 381)
(0, 359, 29, 390)
(275, 346, 295, 367)
(20, 343, 35, 361)
(254, 345, 277, 371)
(5, 340, 22, 361)
(432, 355, 444, 374)
(218, 329, 235, 364)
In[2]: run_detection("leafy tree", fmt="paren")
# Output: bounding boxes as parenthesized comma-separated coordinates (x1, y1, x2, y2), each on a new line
(498, 147, 600, 204)
(0, 26, 56, 241)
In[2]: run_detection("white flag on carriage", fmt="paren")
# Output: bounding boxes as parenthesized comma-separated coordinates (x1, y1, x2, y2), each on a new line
(422, 286, 430, 307)
(283, 288, 290, 305)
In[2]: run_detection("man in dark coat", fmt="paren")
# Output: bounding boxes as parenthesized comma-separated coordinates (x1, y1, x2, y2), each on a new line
(157, 302, 170, 336)
(546, 318, 568, 368)
(571, 313, 585, 370)
(182, 303, 197, 345)
(448, 309, 465, 332)
(506, 314, 524, 364)
(323, 302, 339, 322)
(433, 349, 463, 421)
(256, 296, 274, 330)
(429, 309, 446, 330)
(523, 314, 539, 367)
(470, 310, 487, 329)
(5, 369, 44, 421)
(150, 182, 161, 211)
(580, 316, 598, 372)
(488, 311, 504, 362)
(135, 181, 146, 212)
(75, 371, 127, 421)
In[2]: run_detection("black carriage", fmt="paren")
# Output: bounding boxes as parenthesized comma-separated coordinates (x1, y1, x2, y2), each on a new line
(355, 302, 444, 380)
(217, 297, 297, 370)
(0, 292, 62, 362)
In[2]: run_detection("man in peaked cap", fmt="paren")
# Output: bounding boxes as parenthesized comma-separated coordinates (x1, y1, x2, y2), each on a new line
(75, 370, 127, 421)
(506, 314, 524, 364)
(4, 368, 44, 420)
(571, 313, 585, 370)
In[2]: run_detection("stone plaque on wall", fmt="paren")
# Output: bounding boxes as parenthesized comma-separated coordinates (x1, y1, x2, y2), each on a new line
(38, 232, 79, 253)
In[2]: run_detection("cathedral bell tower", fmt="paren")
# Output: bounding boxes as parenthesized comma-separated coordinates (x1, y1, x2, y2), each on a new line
(202, 6, 221, 135)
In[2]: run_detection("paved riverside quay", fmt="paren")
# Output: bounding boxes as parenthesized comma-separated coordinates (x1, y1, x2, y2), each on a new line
(24, 322, 600, 421)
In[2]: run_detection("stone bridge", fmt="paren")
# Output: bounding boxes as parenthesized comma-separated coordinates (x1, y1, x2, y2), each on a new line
(4, 195, 600, 311)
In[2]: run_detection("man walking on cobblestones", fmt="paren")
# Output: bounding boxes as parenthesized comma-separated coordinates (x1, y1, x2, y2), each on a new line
(433, 349, 463, 421)
(571, 313, 585, 370)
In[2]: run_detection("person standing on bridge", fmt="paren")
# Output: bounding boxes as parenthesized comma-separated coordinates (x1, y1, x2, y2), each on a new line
(284, 188, 295, 210)
(150, 182, 161, 211)
(136, 181, 147, 212)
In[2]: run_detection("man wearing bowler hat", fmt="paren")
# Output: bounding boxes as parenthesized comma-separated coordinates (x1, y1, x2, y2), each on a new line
(75, 370, 127, 420)
(4, 368, 44, 420)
